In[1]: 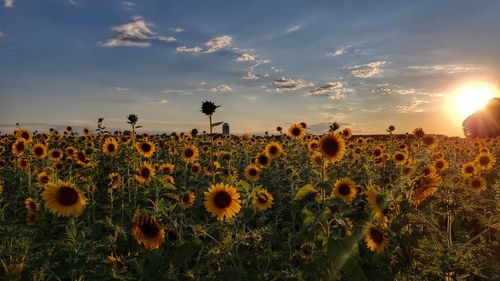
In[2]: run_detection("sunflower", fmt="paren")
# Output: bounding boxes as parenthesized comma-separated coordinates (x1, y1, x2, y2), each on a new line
(204, 183, 241, 221)
(331, 178, 357, 203)
(311, 151, 323, 166)
(159, 163, 175, 174)
(30, 143, 47, 159)
(73, 150, 92, 167)
(255, 152, 271, 168)
(26, 212, 38, 225)
(413, 127, 425, 139)
(37, 171, 51, 187)
(364, 223, 387, 253)
(12, 138, 27, 156)
(265, 142, 283, 158)
(433, 158, 448, 172)
(306, 139, 319, 152)
(108, 172, 123, 190)
(245, 164, 261, 182)
(288, 124, 305, 140)
(48, 149, 63, 161)
(135, 140, 156, 158)
(253, 189, 274, 211)
(131, 210, 165, 250)
(299, 242, 315, 260)
(421, 135, 437, 149)
(16, 128, 32, 143)
(318, 133, 346, 163)
(182, 145, 199, 163)
(342, 128, 352, 139)
(391, 151, 407, 166)
(475, 152, 495, 171)
(178, 191, 196, 209)
(41, 180, 87, 217)
(135, 162, 155, 185)
(24, 198, 39, 212)
(413, 174, 441, 204)
(103, 138, 119, 156)
(467, 176, 487, 192)
(461, 162, 477, 178)
(191, 163, 201, 175)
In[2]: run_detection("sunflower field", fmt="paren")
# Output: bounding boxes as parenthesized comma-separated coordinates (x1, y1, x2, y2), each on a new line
(0, 118, 499, 280)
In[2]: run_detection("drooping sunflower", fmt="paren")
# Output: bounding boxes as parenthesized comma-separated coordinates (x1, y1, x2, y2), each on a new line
(37, 171, 51, 187)
(413, 127, 425, 139)
(288, 124, 305, 140)
(12, 138, 27, 156)
(41, 180, 87, 217)
(135, 162, 155, 185)
(461, 162, 477, 178)
(299, 242, 315, 260)
(467, 176, 487, 192)
(392, 151, 408, 166)
(265, 141, 283, 158)
(131, 210, 165, 250)
(159, 163, 175, 174)
(413, 174, 441, 204)
(332, 178, 357, 203)
(421, 135, 438, 149)
(182, 145, 199, 163)
(191, 163, 201, 175)
(253, 189, 274, 211)
(364, 223, 387, 253)
(318, 133, 345, 163)
(365, 184, 390, 226)
(204, 183, 241, 221)
(255, 152, 271, 168)
(103, 138, 119, 156)
(178, 191, 196, 209)
(24, 197, 39, 212)
(108, 172, 123, 190)
(135, 140, 156, 158)
(475, 152, 495, 171)
(245, 164, 261, 182)
(311, 151, 323, 166)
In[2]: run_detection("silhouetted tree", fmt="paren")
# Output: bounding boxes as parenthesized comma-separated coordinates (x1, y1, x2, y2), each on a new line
(462, 98, 500, 137)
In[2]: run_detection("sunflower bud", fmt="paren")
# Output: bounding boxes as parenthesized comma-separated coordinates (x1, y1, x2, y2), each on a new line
(201, 101, 220, 116)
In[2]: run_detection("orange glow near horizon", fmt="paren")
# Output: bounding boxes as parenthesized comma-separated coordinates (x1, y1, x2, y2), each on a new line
(446, 82, 498, 120)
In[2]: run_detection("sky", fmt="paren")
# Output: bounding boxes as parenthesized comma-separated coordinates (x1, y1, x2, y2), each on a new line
(1, 0, 500, 136)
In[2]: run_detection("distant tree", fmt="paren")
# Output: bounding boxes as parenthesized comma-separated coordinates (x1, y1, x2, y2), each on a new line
(462, 98, 500, 137)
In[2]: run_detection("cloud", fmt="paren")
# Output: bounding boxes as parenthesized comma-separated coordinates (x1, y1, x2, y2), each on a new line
(121, 1, 135, 10)
(393, 98, 430, 113)
(0, 31, 4, 39)
(173, 28, 184, 33)
(407, 64, 479, 74)
(286, 25, 302, 33)
(349, 61, 386, 78)
(249, 59, 271, 72)
(236, 53, 255, 62)
(115, 86, 130, 92)
(308, 82, 353, 100)
(176, 46, 203, 53)
(99, 17, 177, 47)
(211, 84, 233, 93)
(242, 72, 268, 80)
(326, 45, 353, 57)
(273, 77, 314, 92)
(161, 89, 192, 95)
(4, 0, 13, 8)
(205, 35, 232, 53)
(152, 99, 168, 104)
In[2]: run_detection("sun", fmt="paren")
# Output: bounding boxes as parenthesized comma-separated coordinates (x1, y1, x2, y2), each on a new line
(451, 82, 497, 118)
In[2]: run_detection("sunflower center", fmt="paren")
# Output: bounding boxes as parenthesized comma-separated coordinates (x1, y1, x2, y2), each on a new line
(465, 166, 474, 173)
(322, 138, 339, 156)
(21, 132, 30, 140)
(214, 191, 232, 208)
(141, 143, 151, 152)
(16, 142, 25, 151)
(269, 146, 278, 155)
(479, 156, 490, 165)
(182, 194, 191, 203)
(369, 227, 384, 244)
(395, 154, 404, 161)
(257, 193, 268, 204)
(436, 161, 444, 168)
(258, 155, 269, 166)
(56, 186, 79, 206)
(41, 176, 49, 184)
(139, 221, 160, 237)
(140, 167, 151, 178)
(185, 149, 194, 158)
(338, 184, 351, 196)
(107, 144, 116, 152)
(52, 151, 61, 158)
(471, 179, 482, 188)
(291, 128, 301, 136)
(374, 149, 382, 157)
(249, 168, 257, 176)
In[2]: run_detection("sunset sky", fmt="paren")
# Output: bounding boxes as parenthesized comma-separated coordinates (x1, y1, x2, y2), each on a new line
(1, 0, 499, 136)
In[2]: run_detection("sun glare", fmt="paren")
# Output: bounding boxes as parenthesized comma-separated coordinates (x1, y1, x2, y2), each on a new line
(451, 82, 497, 118)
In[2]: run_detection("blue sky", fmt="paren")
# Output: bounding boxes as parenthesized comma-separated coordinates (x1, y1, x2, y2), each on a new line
(1, 0, 499, 136)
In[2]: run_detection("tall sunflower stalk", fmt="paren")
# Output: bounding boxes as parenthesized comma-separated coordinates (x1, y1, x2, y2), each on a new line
(201, 101, 221, 184)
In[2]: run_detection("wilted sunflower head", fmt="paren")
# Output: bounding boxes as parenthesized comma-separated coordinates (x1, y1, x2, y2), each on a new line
(253, 189, 274, 211)
(201, 100, 220, 116)
(364, 223, 387, 253)
(127, 114, 138, 124)
(131, 210, 165, 250)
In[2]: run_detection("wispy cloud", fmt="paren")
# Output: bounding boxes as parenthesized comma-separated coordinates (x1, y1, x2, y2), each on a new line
(0, 31, 4, 39)
(235, 53, 255, 62)
(4, 0, 13, 8)
(393, 98, 430, 113)
(326, 45, 354, 57)
(115, 86, 130, 92)
(176, 46, 203, 53)
(349, 61, 387, 78)
(205, 35, 233, 53)
(242, 72, 268, 80)
(173, 28, 184, 33)
(99, 17, 176, 47)
(286, 25, 302, 33)
(211, 84, 233, 93)
(120, 1, 135, 11)
(273, 77, 314, 92)
(308, 82, 353, 100)
(407, 64, 479, 74)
